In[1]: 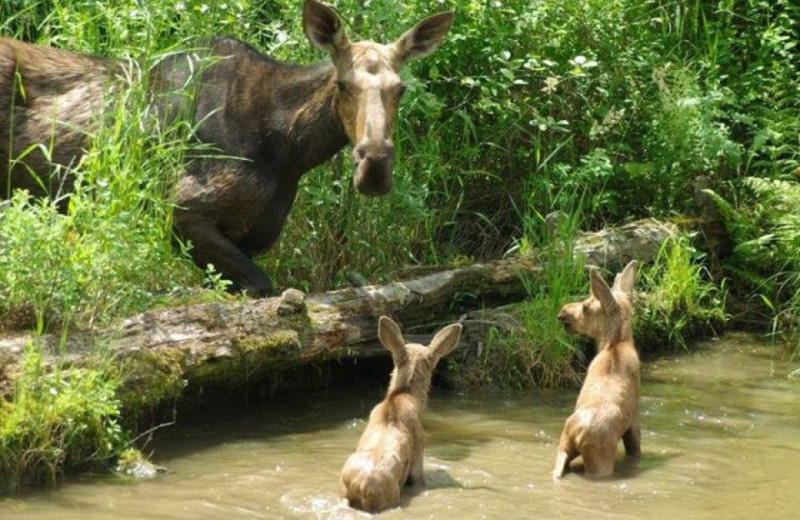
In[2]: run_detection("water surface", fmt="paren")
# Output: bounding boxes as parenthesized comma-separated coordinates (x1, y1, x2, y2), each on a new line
(1, 333, 798, 519)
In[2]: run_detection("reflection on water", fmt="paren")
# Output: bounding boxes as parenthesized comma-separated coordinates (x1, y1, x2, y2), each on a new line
(1, 333, 798, 519)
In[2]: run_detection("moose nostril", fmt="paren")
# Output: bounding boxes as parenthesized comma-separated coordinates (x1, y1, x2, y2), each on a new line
(353, 145, 368, 162)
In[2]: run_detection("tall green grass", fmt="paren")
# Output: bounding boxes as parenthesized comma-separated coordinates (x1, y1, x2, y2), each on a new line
(635, 237, 728, 353)
(0, 337, 126, 492)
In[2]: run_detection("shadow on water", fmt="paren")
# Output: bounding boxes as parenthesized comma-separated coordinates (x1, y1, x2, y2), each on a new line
(143, 355, 397, 463)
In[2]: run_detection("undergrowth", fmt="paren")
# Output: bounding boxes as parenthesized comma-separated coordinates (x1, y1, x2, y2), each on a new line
(0, 339, 127, 493)
(448, 231, 726, 390)
(707, 177, 800, 353)
(635, 237, 727, 354)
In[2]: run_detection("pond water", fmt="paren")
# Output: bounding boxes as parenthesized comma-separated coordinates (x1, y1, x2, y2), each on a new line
(1, 333, 798, 520)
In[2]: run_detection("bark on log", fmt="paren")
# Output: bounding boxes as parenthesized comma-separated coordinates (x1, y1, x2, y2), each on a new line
(0, 218, 678, 409)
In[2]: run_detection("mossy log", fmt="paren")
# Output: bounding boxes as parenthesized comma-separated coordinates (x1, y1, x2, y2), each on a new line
(0, 218, 678, 409)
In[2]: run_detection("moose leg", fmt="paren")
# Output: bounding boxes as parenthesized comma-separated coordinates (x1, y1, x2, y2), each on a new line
(553, 422, 579, 479)
(622, 421, 641, 457)
(407, 450, 425, 487)
(177, 213, 272, 297)
(582, 443, 616, 478)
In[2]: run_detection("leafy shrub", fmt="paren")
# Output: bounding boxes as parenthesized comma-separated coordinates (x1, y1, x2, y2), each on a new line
(707, 177, 800, 349)
(0, 341, 127, 492)
(635, 237, 728, 353)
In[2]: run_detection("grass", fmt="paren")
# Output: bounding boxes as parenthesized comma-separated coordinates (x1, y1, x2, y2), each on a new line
(0, 337, 127, 493)
(635, 237, 728, 354)
(448, 223, 728, 390)
(446, 196, 587, 389)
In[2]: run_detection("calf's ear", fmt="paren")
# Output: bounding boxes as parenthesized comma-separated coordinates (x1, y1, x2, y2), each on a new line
(612, 260, 637, 295)
(590, 268, 619, 313)
(427, 323, 462, 362)
(379, 316, 408, 365)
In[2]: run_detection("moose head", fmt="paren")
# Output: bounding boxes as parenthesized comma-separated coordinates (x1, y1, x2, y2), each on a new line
(303, 0, 454, 196)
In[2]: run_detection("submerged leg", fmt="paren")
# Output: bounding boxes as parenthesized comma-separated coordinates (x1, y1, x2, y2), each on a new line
(622, 421, 641, 457)
(407, 450, 425, 486)
(581, 444, 616, 478)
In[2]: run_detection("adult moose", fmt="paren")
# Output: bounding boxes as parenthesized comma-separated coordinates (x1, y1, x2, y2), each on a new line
(0, 0, 454, 296)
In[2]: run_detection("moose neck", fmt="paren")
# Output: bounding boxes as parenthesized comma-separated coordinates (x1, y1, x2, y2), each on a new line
(386, 368, 430, 409)
(280, 63, 349, 177)
(595, 318, 632, 352)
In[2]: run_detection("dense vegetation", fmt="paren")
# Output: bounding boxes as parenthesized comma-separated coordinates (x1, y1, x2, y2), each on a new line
(0, 0, 797, 490)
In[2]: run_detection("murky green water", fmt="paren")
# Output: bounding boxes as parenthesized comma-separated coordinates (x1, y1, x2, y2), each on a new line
(1, 333, 798, 519)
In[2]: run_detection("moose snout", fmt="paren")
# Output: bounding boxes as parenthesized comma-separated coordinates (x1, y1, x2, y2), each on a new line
(353, 139, 395, 164)
(558, 308, 574, 333)
(353, 140, 395, 197)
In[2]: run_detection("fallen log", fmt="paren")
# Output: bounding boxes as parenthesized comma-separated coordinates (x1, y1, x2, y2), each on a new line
(0, 218, 679, 409)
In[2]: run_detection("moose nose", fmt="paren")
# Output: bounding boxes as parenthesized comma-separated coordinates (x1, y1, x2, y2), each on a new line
(557, 310, 569, 323)
(353, 140, 395, 164)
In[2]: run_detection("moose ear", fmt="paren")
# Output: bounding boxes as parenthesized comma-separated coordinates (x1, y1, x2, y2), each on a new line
(612, 260, 637, 295)
(393, 11, 454, 64)
(427, 322, 462, 361)
(590, 268, 618, 312)
(378, 316, 408, 365)
(303, 0, 349, 55)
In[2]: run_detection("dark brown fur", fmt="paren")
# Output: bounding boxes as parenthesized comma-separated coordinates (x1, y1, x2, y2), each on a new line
(0, 0, 453, 296)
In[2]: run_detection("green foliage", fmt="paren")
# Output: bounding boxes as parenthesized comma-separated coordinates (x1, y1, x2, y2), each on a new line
(707, 177, 800, 351)
(0, 340, 126, 492)
(636, 237, 728, 353)
(1, 0, 796, 310)
(449, 199, 586, 389)
(0, 65, 216, 330)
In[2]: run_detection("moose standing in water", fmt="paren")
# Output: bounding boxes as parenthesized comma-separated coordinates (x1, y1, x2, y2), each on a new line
(0, 0, 454, 296)
(339, 316, 462, 512)
(553, 261, 641, 479)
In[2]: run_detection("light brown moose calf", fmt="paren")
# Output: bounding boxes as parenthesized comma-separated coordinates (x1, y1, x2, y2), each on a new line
(339, 316, 462, 512)
(553, 260, 641, 479)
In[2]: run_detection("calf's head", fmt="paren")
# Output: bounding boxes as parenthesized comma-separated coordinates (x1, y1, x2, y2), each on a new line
(558, 261, 637, 346)
(303, 0, 453, 196)
(378, 316, 461, 398)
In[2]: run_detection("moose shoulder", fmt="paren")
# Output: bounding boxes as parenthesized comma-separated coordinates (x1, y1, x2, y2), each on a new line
(0, 0, 454, 296)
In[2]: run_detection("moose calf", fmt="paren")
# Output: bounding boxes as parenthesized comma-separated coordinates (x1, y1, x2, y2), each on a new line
(339, 316, 462, 512)
(553, 260, 640, 478)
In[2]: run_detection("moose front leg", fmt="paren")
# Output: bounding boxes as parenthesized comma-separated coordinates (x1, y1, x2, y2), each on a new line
(176, 212, 273, 297)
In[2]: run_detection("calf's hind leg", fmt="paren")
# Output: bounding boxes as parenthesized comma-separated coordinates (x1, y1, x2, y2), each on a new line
(553, 429, 578, 479)
(622, 421, 641, 457)
(581, 443, 617, 478)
